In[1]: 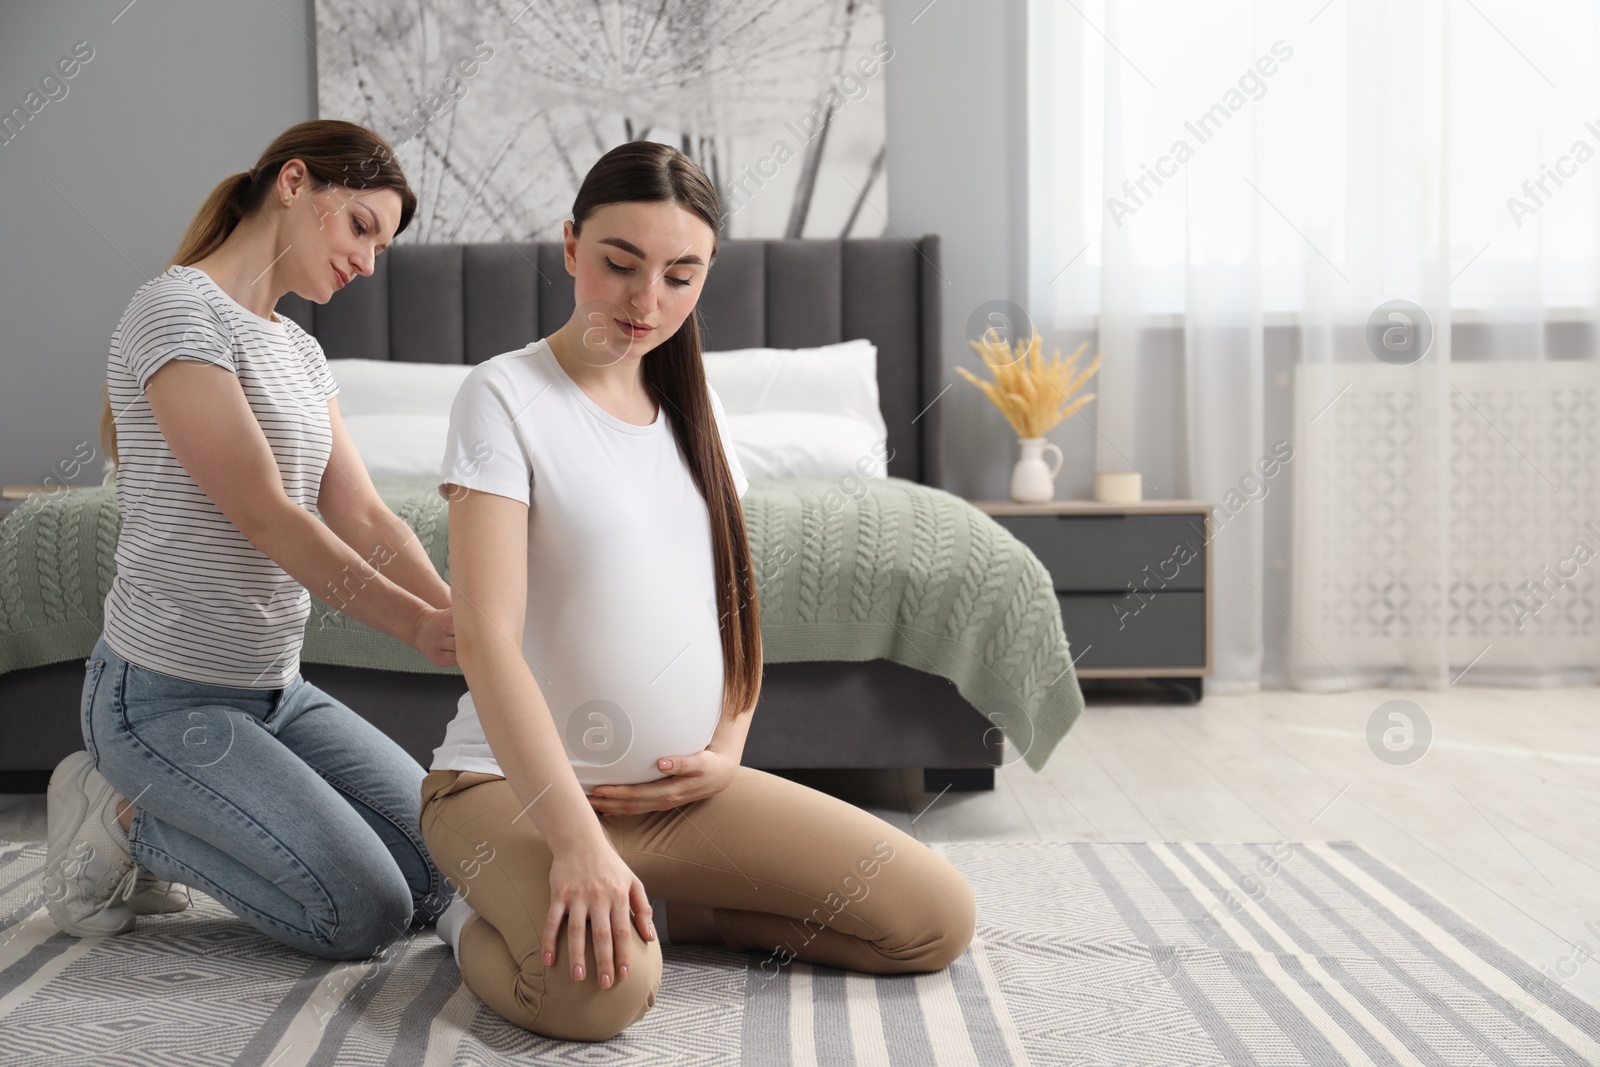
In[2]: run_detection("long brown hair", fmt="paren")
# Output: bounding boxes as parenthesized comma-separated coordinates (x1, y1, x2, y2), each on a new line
(571, 140, 762, 725)
(98, 120, 416, 467)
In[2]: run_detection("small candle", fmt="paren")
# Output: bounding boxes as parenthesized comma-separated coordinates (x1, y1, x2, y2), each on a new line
(1094, 471, 1143, 504)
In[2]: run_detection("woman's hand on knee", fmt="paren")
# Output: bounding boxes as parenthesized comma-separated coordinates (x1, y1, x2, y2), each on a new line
(586, 748, 737, 816)
(545, 842, 656, 990)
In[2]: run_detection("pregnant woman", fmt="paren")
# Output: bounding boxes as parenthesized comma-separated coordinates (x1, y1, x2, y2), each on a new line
(422, 139, 976, 1041)
(43, 120, 454, 960)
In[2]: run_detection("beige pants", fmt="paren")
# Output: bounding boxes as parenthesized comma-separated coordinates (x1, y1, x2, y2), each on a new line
(419, 765, 976, 1041)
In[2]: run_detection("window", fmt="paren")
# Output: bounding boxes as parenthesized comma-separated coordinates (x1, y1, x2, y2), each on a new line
(1028, 0, 1600, 318)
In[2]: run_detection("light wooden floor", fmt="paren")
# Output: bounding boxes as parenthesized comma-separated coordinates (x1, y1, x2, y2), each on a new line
(5, 682, 1598, 1007)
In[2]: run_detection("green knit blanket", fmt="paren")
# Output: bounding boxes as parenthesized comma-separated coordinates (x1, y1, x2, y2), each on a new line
(0, 477, 1081, 772)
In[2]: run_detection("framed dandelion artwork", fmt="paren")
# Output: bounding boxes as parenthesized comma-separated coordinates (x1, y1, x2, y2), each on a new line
(313, 0, 892, 242)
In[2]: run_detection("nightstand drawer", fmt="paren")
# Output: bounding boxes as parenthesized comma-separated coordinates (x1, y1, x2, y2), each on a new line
(995, 514, 1207, 593)
(1058, 591, 1206, 668)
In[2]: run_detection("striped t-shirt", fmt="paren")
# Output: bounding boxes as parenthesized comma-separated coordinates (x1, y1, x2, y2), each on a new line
(101, 264, 338, 688)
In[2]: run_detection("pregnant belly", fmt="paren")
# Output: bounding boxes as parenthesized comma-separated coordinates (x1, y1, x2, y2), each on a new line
(539, 589, 726, 790)
(565, 704, 722, 791)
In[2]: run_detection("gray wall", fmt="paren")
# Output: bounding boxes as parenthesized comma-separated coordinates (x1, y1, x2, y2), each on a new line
(882, 0, 1031, 499)
(0, 0, 1028, 500)
(0, 0, 317, 490)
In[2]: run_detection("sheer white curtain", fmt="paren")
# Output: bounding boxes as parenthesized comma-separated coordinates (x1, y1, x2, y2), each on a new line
(1028, 0, 1600, 692)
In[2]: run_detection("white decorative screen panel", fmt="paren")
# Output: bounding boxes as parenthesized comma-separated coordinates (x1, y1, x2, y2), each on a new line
(1292, 361, 1600, 679)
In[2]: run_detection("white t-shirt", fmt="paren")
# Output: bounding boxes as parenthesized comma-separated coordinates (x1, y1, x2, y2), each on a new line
(429, 338, 750, 790)
(101, 265, 338, 688)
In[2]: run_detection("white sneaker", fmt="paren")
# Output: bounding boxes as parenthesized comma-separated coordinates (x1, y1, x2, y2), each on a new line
(129, 870, 192, 915)
(43, 752, 138, 937)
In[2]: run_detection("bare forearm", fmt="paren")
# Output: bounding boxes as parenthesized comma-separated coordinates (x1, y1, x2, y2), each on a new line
(707, 706, 754, 765)
(331, 506, 451, 609)
(246, 504, 433, 645)
(460, 639, 608, 853)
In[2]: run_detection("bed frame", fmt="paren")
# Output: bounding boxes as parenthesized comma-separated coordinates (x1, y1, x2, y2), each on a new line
(0, 236, 1001, 792)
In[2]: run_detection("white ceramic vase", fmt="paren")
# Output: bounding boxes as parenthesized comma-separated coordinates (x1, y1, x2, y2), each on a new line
(1010, 436, 1064, 503)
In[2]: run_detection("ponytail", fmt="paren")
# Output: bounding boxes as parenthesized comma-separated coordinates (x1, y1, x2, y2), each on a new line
(98, 168, 255, 469)
(173, 169, 260, 266)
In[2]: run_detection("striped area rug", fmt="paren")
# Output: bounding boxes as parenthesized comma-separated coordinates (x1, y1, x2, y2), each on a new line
(2, 838, 1597, 1065)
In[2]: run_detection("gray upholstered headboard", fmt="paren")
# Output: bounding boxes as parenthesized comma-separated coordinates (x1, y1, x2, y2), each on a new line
(275, 237, 944, 489)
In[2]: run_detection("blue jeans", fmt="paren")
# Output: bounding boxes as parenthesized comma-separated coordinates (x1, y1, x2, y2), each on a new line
(80, 634, 451, 960)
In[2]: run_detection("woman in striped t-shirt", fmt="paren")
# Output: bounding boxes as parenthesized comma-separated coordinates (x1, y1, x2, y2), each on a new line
(41, 120, 455, 960)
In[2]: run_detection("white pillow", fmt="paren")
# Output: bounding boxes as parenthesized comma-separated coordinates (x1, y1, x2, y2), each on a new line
(703, 339, 888, 478)
(326, 346, 894, 483)
(338, 413, 450, 481)
(703, 338, 882, 420)
(726, 412, 887, 480)
(327, 359, 473, 418)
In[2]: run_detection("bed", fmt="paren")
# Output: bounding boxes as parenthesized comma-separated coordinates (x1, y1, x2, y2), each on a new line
(0, 236, 1084, 792)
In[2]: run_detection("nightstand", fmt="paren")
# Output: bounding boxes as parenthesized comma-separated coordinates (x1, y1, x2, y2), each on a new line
(973, 499, 1212, 702)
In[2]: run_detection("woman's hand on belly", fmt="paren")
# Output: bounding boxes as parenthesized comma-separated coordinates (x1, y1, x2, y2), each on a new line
(586, 748, 737, 816)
